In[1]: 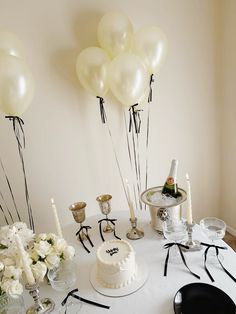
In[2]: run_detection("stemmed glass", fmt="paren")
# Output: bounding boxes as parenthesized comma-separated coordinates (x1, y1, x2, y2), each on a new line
(96, 194, 114, 233)
(163, 219, 188, 263)
(47, 260, 82, 313)
(200, 217, 226, 264)
(69, 202, 87, 241)
(0, 294, 25, 314)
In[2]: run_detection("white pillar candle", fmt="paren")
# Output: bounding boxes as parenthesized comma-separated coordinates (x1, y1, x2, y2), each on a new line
(125, 179, 135, 221)
(14, 234, 35, 285)
(51, 198, 63, 238)
(186, 173, 193, 224)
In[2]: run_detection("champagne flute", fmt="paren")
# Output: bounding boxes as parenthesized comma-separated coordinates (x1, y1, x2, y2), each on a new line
(96, 194, 113, 233)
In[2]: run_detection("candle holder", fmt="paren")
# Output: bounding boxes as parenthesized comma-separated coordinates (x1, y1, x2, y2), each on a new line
(25, 282, 55, 314)
(126, 217, 144, 240)
(182, 222, 202, 251)
(96, 194, 114, 233)
(69, 202, 88, 241)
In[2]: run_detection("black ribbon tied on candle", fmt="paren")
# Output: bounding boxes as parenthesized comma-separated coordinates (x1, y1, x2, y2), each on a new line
(5, 116, 35, 231)
(148, 74, 155, 103)
(201, 242, 236, 283)
(96, 96, 106, 124)
(98, 218, 121, 242)
(129, 104, 143, 134)
(164, 242, 200, 279)
(76, 225, 94, 254)
(61, 288, 110, 313)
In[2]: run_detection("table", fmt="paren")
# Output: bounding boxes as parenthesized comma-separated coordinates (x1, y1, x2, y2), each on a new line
(24, 211, 236, 313)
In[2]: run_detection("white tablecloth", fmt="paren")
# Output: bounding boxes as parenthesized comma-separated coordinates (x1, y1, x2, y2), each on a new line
(24, 211, 236, 313)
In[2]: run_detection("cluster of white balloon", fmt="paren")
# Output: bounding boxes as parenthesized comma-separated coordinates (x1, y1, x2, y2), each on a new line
(76, 11, 167, 108)
(0, 29, 34, 117)
(76, 12, 168, 210)
(0, 29, 35, 230)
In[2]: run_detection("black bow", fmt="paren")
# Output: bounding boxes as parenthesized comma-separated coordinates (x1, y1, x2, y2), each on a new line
(164, 242, 200, 279)
(61, 288, 110, 312)
(201, 242, 236, 283)
(148, 74, 155, 103)
(129, 104, 143, 134)
(96, 96, 106, 124)
(98, 218, 121, 242)
(76, 225, 94, 254)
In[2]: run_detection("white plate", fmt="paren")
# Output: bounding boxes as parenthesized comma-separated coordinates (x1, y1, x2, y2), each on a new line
(89, 258, 149, 297)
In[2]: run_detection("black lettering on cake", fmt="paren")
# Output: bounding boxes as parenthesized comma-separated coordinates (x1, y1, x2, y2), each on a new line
(106, 247, 119, 256)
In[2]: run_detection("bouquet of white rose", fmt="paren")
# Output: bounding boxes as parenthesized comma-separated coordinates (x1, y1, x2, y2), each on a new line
(0, 222, 75, 297)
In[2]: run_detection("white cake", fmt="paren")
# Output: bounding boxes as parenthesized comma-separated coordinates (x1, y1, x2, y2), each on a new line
(96, 239, 137, 289)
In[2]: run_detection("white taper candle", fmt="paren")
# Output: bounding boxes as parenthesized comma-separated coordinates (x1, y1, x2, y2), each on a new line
(51, 198, 63, 238)
(125, 179, 135, 221)
(15, 234, 35, 285)
(186, 173, 193, 224)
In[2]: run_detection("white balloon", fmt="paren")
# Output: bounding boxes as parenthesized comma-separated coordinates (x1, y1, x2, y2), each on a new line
(97, 12, 133, 58)
(132, 26, 168, 74)
(0, 54, 34, 116)
(109, 53, 149, 107)
(0, 28, 25, 59)
(76, 47, 110, 97)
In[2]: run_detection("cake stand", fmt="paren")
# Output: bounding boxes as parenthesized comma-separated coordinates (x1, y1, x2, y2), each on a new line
(140, 186, 187, 234)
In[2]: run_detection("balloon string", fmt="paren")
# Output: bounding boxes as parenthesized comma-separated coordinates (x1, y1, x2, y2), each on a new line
(145, 74, 155, 210)
(0, 158, 19, 222)
(5, 116, 35, 232)
(124, 112, 138, 211)
(0, 203, 9, 225)
(96, 96, 106, 124)
(102, 103, 129, 205)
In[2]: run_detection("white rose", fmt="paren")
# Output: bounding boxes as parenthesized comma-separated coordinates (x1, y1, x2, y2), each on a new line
(0, 261, 4, 271)
(46, 233, 57, 244)
(45, 254, 60, 270)
(54, 238, 67, 253)
(30, 249, 39, 262)
(1, 279, 23, 296)
(34, 241, 52, 258)
(63, 246, 75, 260)
(2, 257, 15, 266)
(31, 261, 47, 282)
(4, 266, 22, 280)
(37, 233, 47, 241)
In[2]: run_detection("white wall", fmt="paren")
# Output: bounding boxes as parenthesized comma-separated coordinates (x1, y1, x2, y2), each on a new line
(0, 0, 221, 233)
(219, 0, 236, 232)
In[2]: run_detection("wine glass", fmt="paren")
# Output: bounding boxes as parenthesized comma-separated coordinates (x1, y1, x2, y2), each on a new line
(200, 217, 226, 263)
(0, 294, 25, 314)
(47, 260, 82, 313)
(163, 218, 188, 263)
(69, 202, 87, 241)
(96, 194, 114, 233)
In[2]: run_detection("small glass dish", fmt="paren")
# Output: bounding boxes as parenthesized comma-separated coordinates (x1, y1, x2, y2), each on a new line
(47, 260, 77, 292)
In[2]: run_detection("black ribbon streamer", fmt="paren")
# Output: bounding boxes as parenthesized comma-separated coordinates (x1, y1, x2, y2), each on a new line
(75, 225, 94, 254)
(5, 116, 34, 231)
(164, 242, 200, 279)
(98, 218, 121, 242)
(61, 288, 110, 312)
(201, 242, 236, 283)
(148, 74, 155, 103)
(0, 158, 20, 222)
(129, 104, 142, 134)
(96, 96, 106, 124)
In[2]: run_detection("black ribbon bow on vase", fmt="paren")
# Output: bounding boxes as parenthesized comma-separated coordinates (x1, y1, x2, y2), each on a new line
(98, 218, 121, 242)
(61, 288, 110, 313)
(201, 242, 236, 283)
(164, 242, 200, 279)
(76, 225, 94, 254)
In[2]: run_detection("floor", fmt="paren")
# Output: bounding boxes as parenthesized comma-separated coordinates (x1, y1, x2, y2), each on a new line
(224, 232, 236, 252)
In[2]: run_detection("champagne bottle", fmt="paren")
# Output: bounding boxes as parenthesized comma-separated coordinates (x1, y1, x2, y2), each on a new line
(161, 159, 180, 198)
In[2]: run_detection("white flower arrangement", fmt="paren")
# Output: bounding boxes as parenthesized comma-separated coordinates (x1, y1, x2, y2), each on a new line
(0, 223, 75, 297)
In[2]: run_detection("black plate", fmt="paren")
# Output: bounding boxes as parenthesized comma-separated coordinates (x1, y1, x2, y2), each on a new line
(174, 283, 236, 314)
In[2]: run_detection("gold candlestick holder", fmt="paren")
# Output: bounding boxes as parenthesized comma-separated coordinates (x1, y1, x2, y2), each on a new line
(126, 217, 144, 240)
(25, 282, 55, 313)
